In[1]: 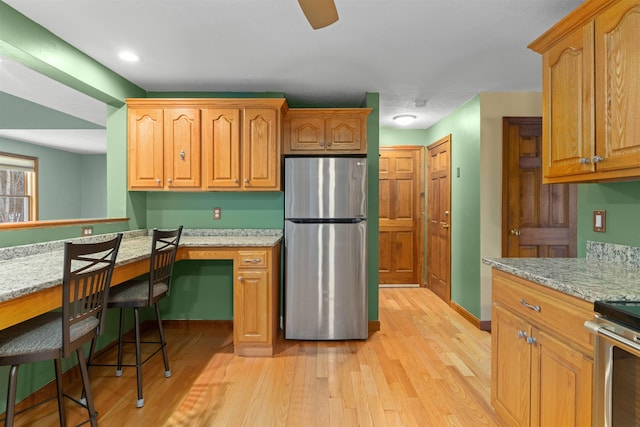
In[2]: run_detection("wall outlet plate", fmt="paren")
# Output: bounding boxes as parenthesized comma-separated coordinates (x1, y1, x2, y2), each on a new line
(81, 226, 93, 236)
(213, 207, 221, 220)
(593, 210, 606, 233)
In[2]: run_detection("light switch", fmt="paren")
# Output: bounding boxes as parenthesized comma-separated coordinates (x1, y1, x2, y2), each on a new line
(593, 210, 606, 233)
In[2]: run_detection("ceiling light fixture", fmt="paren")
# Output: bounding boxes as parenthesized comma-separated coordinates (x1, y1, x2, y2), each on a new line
(393, 114, 417, 125)
(118, 51, 140, 62)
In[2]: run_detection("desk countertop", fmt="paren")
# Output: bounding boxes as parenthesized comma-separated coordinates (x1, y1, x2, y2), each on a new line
(0, 229, 282, 303)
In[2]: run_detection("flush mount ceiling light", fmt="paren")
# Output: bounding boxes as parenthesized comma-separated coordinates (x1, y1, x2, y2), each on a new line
(118, 51, 140, 62)
(393, 114, 417, 125)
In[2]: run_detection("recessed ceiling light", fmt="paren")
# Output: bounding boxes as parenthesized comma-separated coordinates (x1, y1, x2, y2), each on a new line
(118, 51, 140, 62)
(393, 114, 417, 125)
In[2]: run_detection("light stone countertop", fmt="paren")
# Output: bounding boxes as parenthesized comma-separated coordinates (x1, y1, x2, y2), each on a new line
(483, 257, 640, 304)
(0, 229, 282, 303)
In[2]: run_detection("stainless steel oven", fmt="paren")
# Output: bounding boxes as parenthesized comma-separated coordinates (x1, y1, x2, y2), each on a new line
(585, 301, 640, 427)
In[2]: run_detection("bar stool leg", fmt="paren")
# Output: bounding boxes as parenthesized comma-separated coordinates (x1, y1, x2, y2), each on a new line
(133, 307, 144, 408)
(76, 347, 98, 427)
(53, 358, 66, 427)
(5, 365, 18, 427)
(155, 302, 171, 377)
(116, 308, 125, 377)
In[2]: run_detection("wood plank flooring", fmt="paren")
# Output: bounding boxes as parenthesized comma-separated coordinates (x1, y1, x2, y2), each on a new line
(4, 288, 501, 426)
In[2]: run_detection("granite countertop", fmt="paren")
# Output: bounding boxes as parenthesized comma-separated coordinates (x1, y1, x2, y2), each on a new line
(483, 257, 640, 303)
(0, 228, 282, 303)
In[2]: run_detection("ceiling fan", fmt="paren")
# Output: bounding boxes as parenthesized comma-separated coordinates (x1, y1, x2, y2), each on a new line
(298, 0, 339, 29)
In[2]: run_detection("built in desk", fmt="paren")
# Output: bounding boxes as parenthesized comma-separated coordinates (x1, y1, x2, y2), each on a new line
(0, 229, 282, 357)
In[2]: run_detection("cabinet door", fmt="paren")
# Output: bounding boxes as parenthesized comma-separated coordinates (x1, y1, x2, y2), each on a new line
(530, 329, 593, 427)
(595, 0, 640, 172)
(541, 22, 595, 180)
(201, 108, 241, 190)
(164, 108, 201, 189)
(492, 304, 532, 427)
(288, 116, 325, 152)
(327, 116, 364, 152)
(234, 269, 270, 344)
(242, 108, 279, 190)
(128, 108, 164, 189)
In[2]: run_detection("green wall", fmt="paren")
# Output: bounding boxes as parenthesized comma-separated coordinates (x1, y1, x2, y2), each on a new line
(577, 181, 640, 254)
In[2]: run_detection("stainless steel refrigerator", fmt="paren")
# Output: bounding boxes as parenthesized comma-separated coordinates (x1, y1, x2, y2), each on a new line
(284, 156, 368, 340)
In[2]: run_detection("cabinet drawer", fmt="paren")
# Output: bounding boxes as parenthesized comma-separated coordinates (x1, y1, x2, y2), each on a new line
(237, 250, 268, 268)
(492, 269, 593, 354)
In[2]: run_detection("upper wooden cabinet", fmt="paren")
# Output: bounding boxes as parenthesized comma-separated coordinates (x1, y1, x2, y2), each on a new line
(127, 98, 286, 191)
(529, 0, 640, 183)
(284, 108, 372, 155)
(202, 108, 280, 191)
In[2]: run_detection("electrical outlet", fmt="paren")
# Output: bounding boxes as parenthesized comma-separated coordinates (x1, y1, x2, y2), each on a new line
(213, 207, 222, 220)
(81, 226, 93, 236)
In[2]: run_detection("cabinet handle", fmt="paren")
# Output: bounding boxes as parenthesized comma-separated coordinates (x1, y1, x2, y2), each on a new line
(579, 157, 591, 164)
(517, 330, 528, 339)
(526, 336, 537, 345)
(179, 150, 185, 160)
(520, 298, 541, 312)
(592, 156, 604, 163)
(242, 258, 262, 264)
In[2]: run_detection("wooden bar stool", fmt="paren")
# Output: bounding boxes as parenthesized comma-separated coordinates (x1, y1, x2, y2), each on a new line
(0, 233, 122, 427)
(91, 227, 182, 408)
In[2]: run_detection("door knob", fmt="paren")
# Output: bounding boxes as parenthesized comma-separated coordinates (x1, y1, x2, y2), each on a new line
(510, 228, 521, 236)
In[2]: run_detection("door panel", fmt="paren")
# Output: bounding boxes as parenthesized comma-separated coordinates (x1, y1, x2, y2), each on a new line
(378, 147, 424, 285)
(427, 136, 451, 302)
(503, 117, 577, 258)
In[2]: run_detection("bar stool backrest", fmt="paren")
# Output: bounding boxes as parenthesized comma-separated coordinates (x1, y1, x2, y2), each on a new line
(62, 233, 122, 357)
(147, 226, 183, 306)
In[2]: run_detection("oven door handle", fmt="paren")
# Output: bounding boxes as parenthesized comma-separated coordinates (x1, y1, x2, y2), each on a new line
(584, 320, 640, 354)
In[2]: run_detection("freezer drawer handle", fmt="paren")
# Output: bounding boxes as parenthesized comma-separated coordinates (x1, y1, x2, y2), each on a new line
(242, 258, 262, 264)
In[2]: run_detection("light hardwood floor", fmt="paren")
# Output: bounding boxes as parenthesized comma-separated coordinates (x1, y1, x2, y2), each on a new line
(5, 288, 500, 426)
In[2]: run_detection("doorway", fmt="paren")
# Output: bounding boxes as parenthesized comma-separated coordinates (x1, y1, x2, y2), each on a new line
(378, 146, 425, 287)
(502, 117, 577, 257)
(426, 135, 451, 303)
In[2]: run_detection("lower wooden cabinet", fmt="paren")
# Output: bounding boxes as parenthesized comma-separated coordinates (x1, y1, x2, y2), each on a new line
(233, 246, 280, 357)
(491, 270, 593, 427)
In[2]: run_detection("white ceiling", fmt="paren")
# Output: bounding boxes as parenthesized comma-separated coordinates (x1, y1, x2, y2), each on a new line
(2, 0, 583, 153)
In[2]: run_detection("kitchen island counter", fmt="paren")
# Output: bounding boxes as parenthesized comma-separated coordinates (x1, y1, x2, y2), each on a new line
(483, 256, 640, 303)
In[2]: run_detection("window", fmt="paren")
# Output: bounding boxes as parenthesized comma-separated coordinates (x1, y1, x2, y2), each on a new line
(0, 153, 37, 223)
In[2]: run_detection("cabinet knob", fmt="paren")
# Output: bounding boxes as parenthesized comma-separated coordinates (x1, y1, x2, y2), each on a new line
(238, 276, 243, 282)
(179, 150, 185, 160)
(244, 178, 249, 184)
(327, 142, 333, 147)
(156, 178, 161, 185)
(233, 179, 239, 183)
(510, 228, 521, 236)
(592, 156, 604, 163)
(579, 157, 591, 164)
(517, 330, 528, 339)
(319, 142, 324, 147)
(526, 336, 537, 345)
(167, 178, 173, 185)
